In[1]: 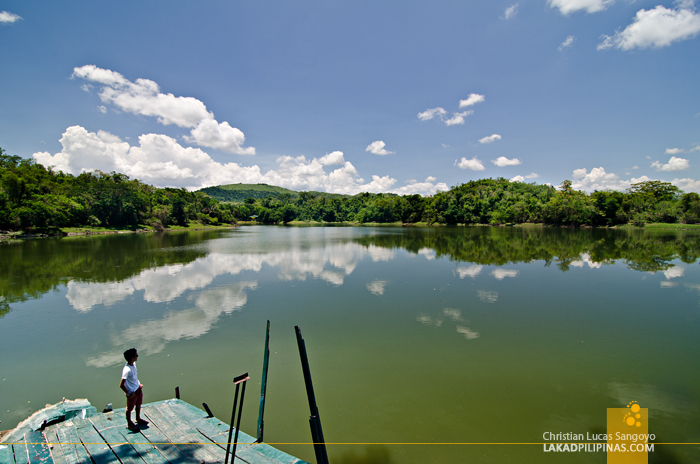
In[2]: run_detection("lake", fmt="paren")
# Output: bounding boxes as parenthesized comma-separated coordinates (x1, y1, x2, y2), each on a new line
(1, 226, 699, 463)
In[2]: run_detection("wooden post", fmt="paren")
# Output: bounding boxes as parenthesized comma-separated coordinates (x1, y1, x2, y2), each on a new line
(175, 386, 180, 399)
(224, 373, 250, 464)
(295, 326, 329, 464)
(257, 320, 271, 442)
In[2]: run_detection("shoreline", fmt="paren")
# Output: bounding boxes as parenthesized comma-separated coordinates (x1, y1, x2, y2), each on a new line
(2, 221, 700, 242)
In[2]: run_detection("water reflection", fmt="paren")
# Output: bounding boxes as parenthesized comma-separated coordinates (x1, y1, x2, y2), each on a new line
(86, 281, 258, 367)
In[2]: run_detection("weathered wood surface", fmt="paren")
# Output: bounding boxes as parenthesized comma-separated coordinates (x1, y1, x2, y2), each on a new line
(6, 399, 308, 464)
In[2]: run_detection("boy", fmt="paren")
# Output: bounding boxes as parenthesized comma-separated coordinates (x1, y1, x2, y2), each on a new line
(119, 348, 148, 431)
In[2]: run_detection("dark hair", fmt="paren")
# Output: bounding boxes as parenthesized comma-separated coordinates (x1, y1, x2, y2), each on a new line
(123, 348, 137, 362)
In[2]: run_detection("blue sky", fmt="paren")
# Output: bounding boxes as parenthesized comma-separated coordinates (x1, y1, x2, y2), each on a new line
(1, 0, 699, 194)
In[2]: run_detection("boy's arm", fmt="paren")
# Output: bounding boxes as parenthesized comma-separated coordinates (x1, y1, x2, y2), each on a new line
(119, 378, 133, 397)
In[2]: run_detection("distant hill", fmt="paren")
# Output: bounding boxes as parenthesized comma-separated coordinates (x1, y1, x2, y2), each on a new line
(197, 183, 350, 202)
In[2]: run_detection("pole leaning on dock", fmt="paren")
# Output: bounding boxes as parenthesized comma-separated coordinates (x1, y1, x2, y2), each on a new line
(224, 372, 250, 464)
(257, 320, 271, 443)
(295, 326, 330, 464)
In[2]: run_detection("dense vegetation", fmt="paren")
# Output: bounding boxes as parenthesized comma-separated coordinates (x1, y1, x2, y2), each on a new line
(2, 147, 700, 231)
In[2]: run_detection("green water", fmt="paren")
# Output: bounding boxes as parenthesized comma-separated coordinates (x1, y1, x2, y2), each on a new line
(1, 226, 699, 463)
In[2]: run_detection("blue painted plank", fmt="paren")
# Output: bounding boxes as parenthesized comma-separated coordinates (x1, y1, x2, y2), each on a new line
(12, 441, 29, 464)
(87, 419, 146, 464)
(136, 409, 194, 464)
(54, 422, 91, 464)
(142, 406, 222, 463)
(0, 444, 14, 464)
(43, 429, 69, 464)
(72, 420, 117, 463)
(24, 431, 52, 464)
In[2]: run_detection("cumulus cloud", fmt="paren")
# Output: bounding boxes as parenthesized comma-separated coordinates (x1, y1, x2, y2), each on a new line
(72, 65, 254, 155)
(365, 140, 394, 155)
(503, 4, 519, 19)
(0, 11, 22, 23)
(666, 147, 685, 154)
(559, 35, 576, 51)
(571, 167, 651, 191)
(511, 175, 525, 182)
(459, 94, 485, 108)
(456, 156, 485, 171)
(672, 177, 700, 192)
(598, 2, 700, 50)
(456, 265, 483, 278)
(444, 111, 472, 126)
(549, 0, 614, 15)
(479, 134, 501, 144)
(651, 156, 690, 171)
(456, 326, 480, 339)
(477, 290, 498, 303)
(418, 107, 447, 121)
(492, 156, 521, 167)
(491, 269, 519, 280)
(367, 280, 388, 295)
(525, 172, 540, 179)
(32, 126, 448, 195)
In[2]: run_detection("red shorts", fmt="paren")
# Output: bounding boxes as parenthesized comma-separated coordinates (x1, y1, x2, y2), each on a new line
(126, 386, 143, 411)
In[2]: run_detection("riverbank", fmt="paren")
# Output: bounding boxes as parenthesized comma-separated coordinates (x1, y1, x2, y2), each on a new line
(2, 221, 700, 242)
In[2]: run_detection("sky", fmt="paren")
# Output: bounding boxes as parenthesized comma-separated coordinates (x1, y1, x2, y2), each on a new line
(1, 0, 699, 195)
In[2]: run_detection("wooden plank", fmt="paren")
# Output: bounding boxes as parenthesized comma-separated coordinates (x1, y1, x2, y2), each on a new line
(73, 420, 118, 463)
(43, 429, 69, 464)
(24, 430, 52, 464)
(12, 441, 29, 464)
(143, 406, 223, 463)
(89, 413, 168, 464)
(88, 417, 146, 464)
(0, 444, 15, 464)
(161, 402, 257, 452)
(247, 444, 310, 464)
(54, 422, 91, 464)
(136, 411, 190, 464)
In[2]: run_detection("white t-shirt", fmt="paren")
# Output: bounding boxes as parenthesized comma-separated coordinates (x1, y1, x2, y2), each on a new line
(121, 363, 139, 394)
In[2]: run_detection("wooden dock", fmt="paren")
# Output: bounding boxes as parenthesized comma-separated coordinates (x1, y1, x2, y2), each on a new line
(1, 399, 308, 464)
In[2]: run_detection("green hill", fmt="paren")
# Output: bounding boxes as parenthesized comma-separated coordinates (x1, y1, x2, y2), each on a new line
(197, 183, 350, 202)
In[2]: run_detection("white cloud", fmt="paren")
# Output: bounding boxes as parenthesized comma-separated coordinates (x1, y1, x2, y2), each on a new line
(33, 126, 448, 194)
(459, 94, 485, 108)
(559, 35, 576, 51)
(456, 265, 483, 279)
(691, 145, 700, 152)
(511, 175, 525, 182)
(525, 172, 540, 179)
(663, 266, 684, 279)
(491, 269, 519, 280)
(570, 253, 602, 269)
(365, 140, 394, 155)
(0, 11, 22, 23)
(651, 156, 690, 171)
(492, 156, 521, 167)
(72, 65, 254, 155)
(98, 106, 107, 114)
(479, 134, 502, 144)
(571, 167, 651, 191)
(666, 147, 685, 154)
(598, 2, 700, 50)
(444, 111, 472, 126)
(418, 107, 447, 121)
(392, 178, 449, 195)
(660, 280, 678, 288)
(504, 4, 519, 19)
(549, 0, 614, 15)
(443, 308, 463, 321)
(456, 156, 485, 171)
(672, 178, 700, 192)
(319, 151, 345, 166)
(477, 290, 498, 303)
(367, 280, 388, 295)
(456, 326, 480, 339)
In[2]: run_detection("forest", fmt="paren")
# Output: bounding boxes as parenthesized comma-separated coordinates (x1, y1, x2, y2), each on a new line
(2, 147, 700, 231)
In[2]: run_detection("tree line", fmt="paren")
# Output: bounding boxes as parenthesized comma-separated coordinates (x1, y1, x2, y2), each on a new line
(2, 147, 700, 231)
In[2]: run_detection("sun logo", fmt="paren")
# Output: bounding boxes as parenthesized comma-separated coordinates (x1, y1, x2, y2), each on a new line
(623, 401, 642, 427)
